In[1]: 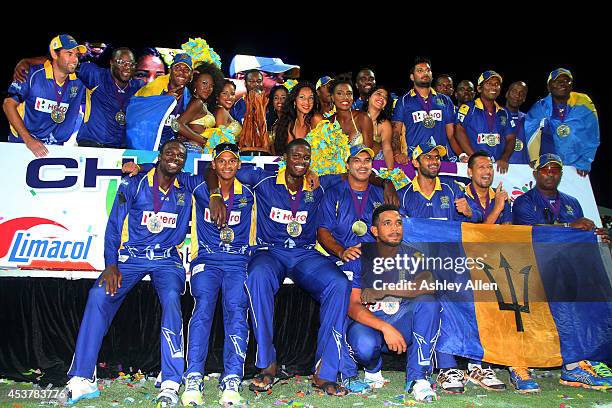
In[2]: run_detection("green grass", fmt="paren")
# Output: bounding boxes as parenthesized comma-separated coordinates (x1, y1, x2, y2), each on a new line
(1, 369, 611, 408)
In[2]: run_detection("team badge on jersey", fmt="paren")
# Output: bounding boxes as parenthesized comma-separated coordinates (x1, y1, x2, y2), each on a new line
(373, 201, 382, 209)
(565, 205, 574, 215)
(500, 115, 507, 126)
(435, 96, 445, 106)
(304, 191, 314, 203)
(176, 193, 185, 206)
(238, 197, 248, 208)
(440, 196, 450, 209)
(70, 85, 79, 98)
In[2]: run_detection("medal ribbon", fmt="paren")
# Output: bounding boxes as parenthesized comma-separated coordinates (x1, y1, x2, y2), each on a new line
(288, 181, 303, 220)
(415, 89, 432, 114)
(52, 75, 69, 113)
(151, 169, 174, 214)
(348, 181, 371, 221)
(469, 183, 493, 218)
(113, 79, 130, 114)
(536, 188, 560, 222)
(482, 101, 496, 133)
(224, 184, 235, 226)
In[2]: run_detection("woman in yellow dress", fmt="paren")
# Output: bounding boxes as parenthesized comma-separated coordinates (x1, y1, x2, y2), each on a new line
(175, 62, 225, 154)
(327, 77, 373, 148)
(210, 80, 242, 149)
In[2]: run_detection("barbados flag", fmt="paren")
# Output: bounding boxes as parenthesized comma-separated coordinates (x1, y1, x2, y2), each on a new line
(125, 95, 176, 151)
(404, 218, 612, 367)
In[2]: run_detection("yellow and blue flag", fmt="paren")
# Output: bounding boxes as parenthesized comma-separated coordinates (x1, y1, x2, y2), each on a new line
(404, 218, 612, 367)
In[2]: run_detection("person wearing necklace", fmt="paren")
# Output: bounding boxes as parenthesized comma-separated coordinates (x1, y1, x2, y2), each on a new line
(524, 69, 599, 177)
(454, 71, 516, 173)
(214, 80, 242, 143)
(363, 85, 394, 168)
(391, 58, 463, 165)
(176, 62, 225, 154)
(505, 81, 530, 165)
(266, 85, 288, 131)
(134, 53, 193, 147)
(272, 82, 324, 154)
(5, 34, 86, 157)
(329, 77, 373, 148)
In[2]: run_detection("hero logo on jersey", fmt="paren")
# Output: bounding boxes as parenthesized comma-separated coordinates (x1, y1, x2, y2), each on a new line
(141, 211, 178, 229)
(204, 208, 241, 225)
(412, 110, 443, 123)
(269, 207, 308, 224)
(34, 98, 69, 114)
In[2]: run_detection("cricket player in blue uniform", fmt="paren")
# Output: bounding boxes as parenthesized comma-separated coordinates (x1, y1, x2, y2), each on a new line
(505, 81, 530, 165)
(64, 141, 191, 407)
(4, 34, 86, 157)
(454, 151, 512, 225)
(512, 153, 611, 391)
(207, 139, 354, 396)
(391, 58, 463, 163)
(342, 204, 442, 402)
(398, 142, 464, 221)
(180, 143, 254, 406)
(454, 71, 516, 173)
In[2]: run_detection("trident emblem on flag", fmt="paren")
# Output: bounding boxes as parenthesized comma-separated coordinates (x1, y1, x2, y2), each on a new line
(482, 253, 532, 332)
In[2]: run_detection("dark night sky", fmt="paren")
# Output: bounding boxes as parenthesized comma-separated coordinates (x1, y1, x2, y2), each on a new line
(3, 26, 610, 207)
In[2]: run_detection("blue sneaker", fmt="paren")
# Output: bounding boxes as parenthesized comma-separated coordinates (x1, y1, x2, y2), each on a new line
(588, 361, 612, 388)
(509, 367, 540, 393)
(560, 360, 611, 390)
(342, 376, 370, 393)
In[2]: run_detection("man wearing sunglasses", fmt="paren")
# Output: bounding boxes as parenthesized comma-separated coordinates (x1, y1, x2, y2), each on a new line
(12, 46, 144, 148)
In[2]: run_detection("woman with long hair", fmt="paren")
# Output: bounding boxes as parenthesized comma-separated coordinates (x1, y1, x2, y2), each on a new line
(267, 85, 288, 132)
(212, 80, 242, 145)
(273, 82, 323, 155)
(362, 85, 394, 168)
(176, 62, 226, 153)
(328, 76, 373, 148)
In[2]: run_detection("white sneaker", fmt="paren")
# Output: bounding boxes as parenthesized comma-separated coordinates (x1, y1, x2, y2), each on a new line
(466, 365, 506, 391)
(64, 376, 100, 405)
(409, 379, 437, 403)
(436, 368, 466, 394)
(364, 370, 388, 389)
(181, 372, 204, 406)
(219, 375, 243, 406)
(156, 387, 180, 407)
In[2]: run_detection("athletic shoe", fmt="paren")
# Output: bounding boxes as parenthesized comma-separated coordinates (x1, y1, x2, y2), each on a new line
(156, 387, 180, 407)
(407, 379, 437, 403)
(509, 367, 540, 393)
(364, 370, 388, 389)
(588, 361, 612, 387)
(64, 376, 100, 405)
(181, 372, 204, 406)
(560, 360, 611, 390)
(341, 376, 370, 393)
(466, 365, 506, 391)
(219, 374, 243, 405)
(436, 368, 465, 394)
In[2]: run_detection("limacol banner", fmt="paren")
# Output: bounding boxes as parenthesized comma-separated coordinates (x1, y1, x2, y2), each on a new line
(0, 142, 602, 274)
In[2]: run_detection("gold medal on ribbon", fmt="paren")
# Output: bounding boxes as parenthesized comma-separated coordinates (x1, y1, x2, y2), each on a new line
(514, 138, 524, 152)
(422, 115, 435, 129)
(51, 108, 65, 124)
(556, 124, 571, 137)
(170, 118, 180, 132)
(286, 220, 302, 237)
(146, 213, 163, 233)
(219, 226, 235, 244)
(352, 220, 368, 237)
(115, 111, 126, 125)
(381, 301, 400, 315)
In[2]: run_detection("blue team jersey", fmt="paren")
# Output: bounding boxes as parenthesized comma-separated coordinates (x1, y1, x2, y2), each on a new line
(7, 60, 85, 144)
(512, 188, 583, 225)
(176, 174, 256, 256)
(352, 98, 365, 111)
(236, 166, 340, 248)
(104, 168, 192, 265)
(391, 89, 456, 160)
(230, 97, 246, 123)
(463, 183, 512, 224)
(317, 182, 385, 261)
(398, 176, 464, 220)
(456, 98, 516, 159)
(508, 110, 529, 164)
(77, 62, 144, 147)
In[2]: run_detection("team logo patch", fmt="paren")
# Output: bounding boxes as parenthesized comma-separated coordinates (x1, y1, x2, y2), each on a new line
(238, 197, 248, 208)
(440, 196, 450, 209)
(435, 96, 445, 106)
(565, 205, 574, 215)
(70, 86, 79, 98)
(304, 191, 314, 203)
(176, 193, 185, 206)
(373, 201, 382, 209)
(500, 115, 507, 126)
